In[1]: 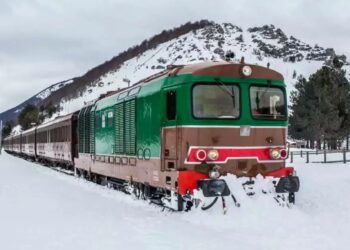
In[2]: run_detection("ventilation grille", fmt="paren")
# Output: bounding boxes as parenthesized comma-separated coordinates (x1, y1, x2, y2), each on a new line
(90, 108, 95, 154)
(114, 99, 136, 155)
(114, 103, 125, 154)
(125, 99, 136, 155)
(78, 105, 93, 153)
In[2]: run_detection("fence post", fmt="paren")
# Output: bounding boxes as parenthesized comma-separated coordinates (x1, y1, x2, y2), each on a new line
(300, 150, 303, 158)
(343, 150, 346, 164)
(306, 151, 309, 163)
(290, 152, 293, 163)
(324, 150, 327, 163)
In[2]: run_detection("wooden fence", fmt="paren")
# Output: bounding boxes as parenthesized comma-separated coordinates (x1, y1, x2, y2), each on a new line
(289, 149, 350, 164)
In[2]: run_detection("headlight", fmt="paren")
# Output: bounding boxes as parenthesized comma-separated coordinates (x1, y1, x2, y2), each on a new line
(241, 65, 252, 77)
(209, 166, 221, 179)
(197, 179, 231, 197)
(208, 180, 226, 196)
(207, 149, 219, 161)
(270, 148, 281, 160)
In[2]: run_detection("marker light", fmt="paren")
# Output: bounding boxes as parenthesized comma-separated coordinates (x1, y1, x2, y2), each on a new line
(280, 149, 287, 159)
(196, 149, 207, 161)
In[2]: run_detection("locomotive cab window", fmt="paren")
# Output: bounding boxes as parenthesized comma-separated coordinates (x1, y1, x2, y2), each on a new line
(118, 92, 128, 100)
(166, 91, 176, 120)
(250, 86, 286, 120)
(128, 87, 140, 97)
(192, 84, 240, 119)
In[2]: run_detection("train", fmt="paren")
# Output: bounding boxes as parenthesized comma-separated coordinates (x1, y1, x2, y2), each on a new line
(3, 61, 300, 212)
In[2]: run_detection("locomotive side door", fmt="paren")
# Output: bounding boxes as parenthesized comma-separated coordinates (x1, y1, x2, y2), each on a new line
(161, 90, 179, 171)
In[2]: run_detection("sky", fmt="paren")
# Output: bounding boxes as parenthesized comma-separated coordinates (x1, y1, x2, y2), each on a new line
(0, 0, 349, 113)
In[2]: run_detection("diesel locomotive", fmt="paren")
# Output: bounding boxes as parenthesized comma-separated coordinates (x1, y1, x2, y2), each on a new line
(3, 61, 300, 211)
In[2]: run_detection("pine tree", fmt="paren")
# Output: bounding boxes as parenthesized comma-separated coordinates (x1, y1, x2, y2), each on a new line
(2, 121, 14, 138)
(289, 58, 350, 149)
(18, 104, 40, 130)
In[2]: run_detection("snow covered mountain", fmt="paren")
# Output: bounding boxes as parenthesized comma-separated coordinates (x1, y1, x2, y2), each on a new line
(59, 21, 349, 115)
(36, 79, 74, 100)
(1, 20, 349, 121)
(0, 78, 73, 125)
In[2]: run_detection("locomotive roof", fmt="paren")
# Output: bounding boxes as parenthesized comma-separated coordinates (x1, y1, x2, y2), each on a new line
(171, 61, 284, 81)
(94, 61, 284, 110)
(133, 61, 284, 85)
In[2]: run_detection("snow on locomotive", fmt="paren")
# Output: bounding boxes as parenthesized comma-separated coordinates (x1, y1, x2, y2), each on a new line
(3, 61, 300, 211)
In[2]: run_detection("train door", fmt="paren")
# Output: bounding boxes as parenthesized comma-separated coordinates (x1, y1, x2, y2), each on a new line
(162, 90, 179, 171)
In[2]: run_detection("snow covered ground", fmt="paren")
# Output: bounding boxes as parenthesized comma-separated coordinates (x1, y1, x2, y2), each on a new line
(0, 150, 350, 250)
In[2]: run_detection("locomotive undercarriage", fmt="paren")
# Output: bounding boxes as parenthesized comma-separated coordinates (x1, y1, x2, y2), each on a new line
(74, 165, 299, 213)
(191, 175, 299, 214)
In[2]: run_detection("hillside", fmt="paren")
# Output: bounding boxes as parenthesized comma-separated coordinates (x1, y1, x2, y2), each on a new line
(0, 79, 73, 124)
(1, 20, 349, 122)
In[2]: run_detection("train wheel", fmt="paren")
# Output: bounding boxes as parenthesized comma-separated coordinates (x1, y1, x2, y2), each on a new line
(176, 193, 184, 211)
(100, 176, 108, 186)
(139, 184, 147, 200)
(75, 168, 84, 178)
(160, 191, 184, 211)
(130, 183, 142, 200)
(91, 174, 101, 184)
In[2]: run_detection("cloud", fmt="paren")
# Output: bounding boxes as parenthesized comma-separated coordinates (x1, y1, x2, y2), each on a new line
(0, 0, 349, 112)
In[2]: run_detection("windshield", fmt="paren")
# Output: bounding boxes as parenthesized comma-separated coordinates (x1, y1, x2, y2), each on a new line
(192, 84, 240, 119)
(250, 86, 286, 120)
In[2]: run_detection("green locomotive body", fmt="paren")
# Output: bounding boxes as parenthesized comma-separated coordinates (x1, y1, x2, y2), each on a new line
(75, 61, 299, 210)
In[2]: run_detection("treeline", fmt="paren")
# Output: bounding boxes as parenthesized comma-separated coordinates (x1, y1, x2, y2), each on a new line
(40, 20, 215, 107)
(1, 120, 14, 139)
(1, 103, 57, 138)
(289, 57, 350, 149)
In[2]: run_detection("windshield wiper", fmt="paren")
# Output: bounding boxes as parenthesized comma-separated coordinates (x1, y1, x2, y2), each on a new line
(214, 78, 235, 99)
